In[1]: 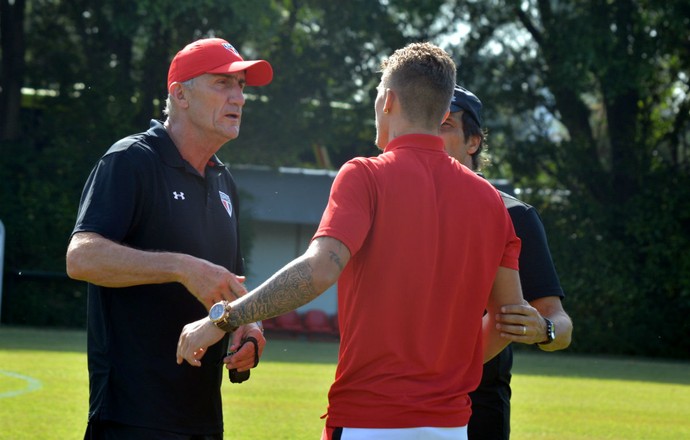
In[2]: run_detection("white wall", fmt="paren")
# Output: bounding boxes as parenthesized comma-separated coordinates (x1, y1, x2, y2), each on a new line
(244, 221, 338, 315)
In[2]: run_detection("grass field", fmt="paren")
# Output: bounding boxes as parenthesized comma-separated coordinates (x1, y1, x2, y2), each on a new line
(1, 326, 689, 439)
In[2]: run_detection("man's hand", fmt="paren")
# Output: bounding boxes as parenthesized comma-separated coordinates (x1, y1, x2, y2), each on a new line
(495, 303, 547, 345)
(178, 257, 247, 310)
(176, 317, 226, 366)
(224, 323, 266, 372)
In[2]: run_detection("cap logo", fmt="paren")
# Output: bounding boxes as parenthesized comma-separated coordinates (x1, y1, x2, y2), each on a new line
(222, 43, 240, 56)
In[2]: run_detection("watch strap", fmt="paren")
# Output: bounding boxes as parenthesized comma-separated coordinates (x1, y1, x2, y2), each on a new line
(537, 317, 555, 345)
(214, 318, 238, 333)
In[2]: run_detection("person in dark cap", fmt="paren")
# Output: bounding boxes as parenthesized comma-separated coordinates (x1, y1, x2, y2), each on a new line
(441, 86, 486, 170)
(66, 37, 272, 439)
(440, 85, 573, 440)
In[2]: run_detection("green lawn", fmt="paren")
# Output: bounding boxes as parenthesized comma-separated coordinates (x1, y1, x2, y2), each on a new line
(1, 327, 689, 439)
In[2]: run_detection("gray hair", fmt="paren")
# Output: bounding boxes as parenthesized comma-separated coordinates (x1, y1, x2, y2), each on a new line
(163, 78, 195, 117)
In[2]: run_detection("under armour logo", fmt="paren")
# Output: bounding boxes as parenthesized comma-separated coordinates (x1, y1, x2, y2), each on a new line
(172, 191, 185, 200)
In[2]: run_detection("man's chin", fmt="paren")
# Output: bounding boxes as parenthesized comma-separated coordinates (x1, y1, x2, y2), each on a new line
(223, 128, 241, 142)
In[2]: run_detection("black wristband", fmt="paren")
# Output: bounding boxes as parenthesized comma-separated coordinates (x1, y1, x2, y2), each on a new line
(228, 336, 260, 383)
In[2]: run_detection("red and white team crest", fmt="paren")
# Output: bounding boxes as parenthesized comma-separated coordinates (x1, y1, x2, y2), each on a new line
(222, 43, 240, 56)
(219, 191, 233, 218)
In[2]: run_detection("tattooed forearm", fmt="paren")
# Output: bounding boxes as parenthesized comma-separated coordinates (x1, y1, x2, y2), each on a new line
(226, 236, 348, 330)
(229, 257, 318, 328)
(329, 250, 344, 272)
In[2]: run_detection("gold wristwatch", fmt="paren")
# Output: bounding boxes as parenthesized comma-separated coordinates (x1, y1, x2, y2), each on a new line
(209, 301, 238, 333)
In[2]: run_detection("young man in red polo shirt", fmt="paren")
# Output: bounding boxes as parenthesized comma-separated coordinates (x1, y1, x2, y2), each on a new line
(177, 42, 525, 440)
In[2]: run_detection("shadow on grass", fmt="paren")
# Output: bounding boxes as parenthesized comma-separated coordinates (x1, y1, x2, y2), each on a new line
(512, 346, 690, 386)
(2, 326, 688, 386)
(0, 326, 86, 353)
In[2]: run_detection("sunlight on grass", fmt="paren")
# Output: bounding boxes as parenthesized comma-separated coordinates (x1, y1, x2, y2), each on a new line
(1, 328, 689, 440)
(510, 350, 690, 440)
(221, 339, 338, 438)
(512, 375, 690, 439)
(0, 350, 88, 440)
(223, 362, 334, 438)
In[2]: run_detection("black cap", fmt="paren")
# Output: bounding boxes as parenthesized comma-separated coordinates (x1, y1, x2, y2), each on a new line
(449, 85, 482, 128)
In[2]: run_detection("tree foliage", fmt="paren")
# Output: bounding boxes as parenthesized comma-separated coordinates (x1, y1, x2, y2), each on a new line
(444, 0, 690, 358)
(1, 0, 688, 357)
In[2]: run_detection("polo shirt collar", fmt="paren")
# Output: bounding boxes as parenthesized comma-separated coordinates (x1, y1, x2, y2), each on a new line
(147, 120, 227, 173)
(383, 133, 445, 153)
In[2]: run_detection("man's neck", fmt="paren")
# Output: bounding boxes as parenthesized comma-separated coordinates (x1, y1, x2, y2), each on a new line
(164, 119, 222, 176)
(388, 120, 439, 140)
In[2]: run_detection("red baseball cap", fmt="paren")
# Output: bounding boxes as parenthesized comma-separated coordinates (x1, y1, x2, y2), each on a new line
(167, 38, 273, 90)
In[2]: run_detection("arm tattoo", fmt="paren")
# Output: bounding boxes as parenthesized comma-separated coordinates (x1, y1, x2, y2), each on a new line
(329, 250, 344, 272)
(229, 258, 318, 328)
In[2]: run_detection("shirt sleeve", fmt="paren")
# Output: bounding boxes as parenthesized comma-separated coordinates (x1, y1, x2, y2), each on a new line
(509, 205, 564, 301)
(313, 160, 374, 256)
(72, 151, 141, 242)
(500, 207, 522, 271)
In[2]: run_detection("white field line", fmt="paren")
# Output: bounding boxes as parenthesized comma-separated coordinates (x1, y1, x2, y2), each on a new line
(0, 370, 43, 398)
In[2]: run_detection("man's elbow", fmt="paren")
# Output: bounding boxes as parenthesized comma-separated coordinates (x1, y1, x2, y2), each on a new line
(557, 318, 574, 350)
(305, 246, 346, 295)
(65, 237, 93, 281)
(65, 248, 86, 281)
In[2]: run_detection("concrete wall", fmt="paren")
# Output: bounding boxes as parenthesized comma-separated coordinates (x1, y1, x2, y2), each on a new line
(243, 220, 338, 315)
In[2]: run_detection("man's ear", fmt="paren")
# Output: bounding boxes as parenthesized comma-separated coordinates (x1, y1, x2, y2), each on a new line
(466, 134, 481, 155)
(383, 88, 395, 113)
(169, 83, 189, 108)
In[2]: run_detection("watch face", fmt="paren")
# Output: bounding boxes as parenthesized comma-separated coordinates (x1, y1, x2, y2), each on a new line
(209, 302, 226, 322)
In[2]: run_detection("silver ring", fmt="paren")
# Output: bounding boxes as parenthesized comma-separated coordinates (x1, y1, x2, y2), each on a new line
(522, 325, 527, 335)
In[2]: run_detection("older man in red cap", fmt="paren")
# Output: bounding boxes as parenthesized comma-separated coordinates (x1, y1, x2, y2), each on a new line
(66, 38, 272, 440)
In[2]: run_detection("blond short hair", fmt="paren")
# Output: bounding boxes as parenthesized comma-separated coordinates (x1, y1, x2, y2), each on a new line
(380, 42, 456, 129)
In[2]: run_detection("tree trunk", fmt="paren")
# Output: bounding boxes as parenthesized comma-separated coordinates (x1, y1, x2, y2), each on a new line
(0, 0, 26, 141)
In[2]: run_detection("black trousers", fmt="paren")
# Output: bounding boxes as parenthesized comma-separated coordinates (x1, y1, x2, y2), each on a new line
(84, 420, 223, 440)
(468, 347, 513, 440)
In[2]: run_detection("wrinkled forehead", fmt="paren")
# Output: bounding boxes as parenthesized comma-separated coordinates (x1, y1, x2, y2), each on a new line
(211, 71, 246, 80)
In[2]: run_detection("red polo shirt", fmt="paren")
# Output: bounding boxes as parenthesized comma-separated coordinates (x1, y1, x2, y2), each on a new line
(314, 133, 520, 429)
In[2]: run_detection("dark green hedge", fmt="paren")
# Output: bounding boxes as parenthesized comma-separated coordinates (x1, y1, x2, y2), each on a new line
(535, 171, 690, 360)
(1, 271, 87, 328)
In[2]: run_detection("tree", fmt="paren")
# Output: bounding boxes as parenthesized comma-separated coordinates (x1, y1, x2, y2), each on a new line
(443, 0, 690, 357)
(226, 0, 450, 167)
(1, 0, 688, 358)
(0, 0, 26, 141)
(0, 0, 449, 322)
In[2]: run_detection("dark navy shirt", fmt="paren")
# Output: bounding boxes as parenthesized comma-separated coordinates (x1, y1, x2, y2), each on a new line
(469, 191, 564, 440)
(73, 120, 244, 435)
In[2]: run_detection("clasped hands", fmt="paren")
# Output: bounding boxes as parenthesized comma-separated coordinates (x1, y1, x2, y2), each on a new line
(177, 318, 265, 370)
(177, 268, 265, 370)
(496, 303, 547, 344)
